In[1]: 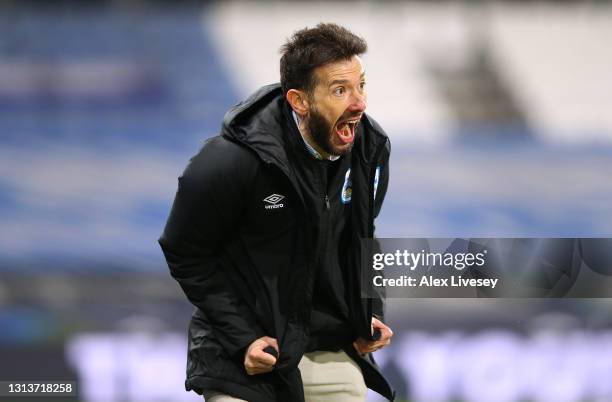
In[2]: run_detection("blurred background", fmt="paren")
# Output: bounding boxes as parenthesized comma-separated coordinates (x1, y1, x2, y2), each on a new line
(1, 0, 612, 401)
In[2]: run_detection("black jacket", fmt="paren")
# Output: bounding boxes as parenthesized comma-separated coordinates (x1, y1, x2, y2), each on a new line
(159, 83, 394, 402)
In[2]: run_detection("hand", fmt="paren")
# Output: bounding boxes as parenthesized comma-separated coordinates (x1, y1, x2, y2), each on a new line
(353, 317, 393, 355)
(244, 336, 279, 375)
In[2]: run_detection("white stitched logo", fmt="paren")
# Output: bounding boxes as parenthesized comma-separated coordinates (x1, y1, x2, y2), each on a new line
(263, 193, 285, 209)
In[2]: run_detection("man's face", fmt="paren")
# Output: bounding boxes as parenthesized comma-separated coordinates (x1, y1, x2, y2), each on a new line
(303, 55, 367, 157)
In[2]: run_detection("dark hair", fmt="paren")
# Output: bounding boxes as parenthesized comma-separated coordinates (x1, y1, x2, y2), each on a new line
(279, 23, 367, 97)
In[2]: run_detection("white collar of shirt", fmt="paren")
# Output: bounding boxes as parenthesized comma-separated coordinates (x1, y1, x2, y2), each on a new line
(292, 110, 340, 161)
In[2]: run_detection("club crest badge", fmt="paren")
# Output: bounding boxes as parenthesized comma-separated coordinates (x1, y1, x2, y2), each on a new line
(374, 166, 380, 199)
(341, 168, 352, 204)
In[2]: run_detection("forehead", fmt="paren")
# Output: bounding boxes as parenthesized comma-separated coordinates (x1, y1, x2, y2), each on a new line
(314, 55, 364, 85)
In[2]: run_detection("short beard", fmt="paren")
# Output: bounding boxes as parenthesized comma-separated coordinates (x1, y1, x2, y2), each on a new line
(306, 105, 352, 157)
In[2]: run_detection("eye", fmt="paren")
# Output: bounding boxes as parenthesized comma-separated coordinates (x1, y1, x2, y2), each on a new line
(360, 81, 366, 90)
(333, 87, 345, 96)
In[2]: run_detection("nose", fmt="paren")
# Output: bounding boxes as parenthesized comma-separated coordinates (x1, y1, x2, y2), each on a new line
(348, 91, 366, 113)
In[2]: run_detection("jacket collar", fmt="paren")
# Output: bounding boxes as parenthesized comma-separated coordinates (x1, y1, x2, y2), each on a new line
(221, 84, 293, 177)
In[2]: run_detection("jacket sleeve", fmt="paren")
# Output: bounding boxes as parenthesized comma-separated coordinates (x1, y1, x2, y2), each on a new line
(158, 136, 260, 357)
(372, 138, 390, 320)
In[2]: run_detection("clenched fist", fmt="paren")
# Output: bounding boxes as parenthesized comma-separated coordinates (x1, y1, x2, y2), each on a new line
(353, 316, 393, 355)
(244, 336, 279, 375)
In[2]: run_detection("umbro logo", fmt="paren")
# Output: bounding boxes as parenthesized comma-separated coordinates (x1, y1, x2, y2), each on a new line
(263, 193, 285, 209)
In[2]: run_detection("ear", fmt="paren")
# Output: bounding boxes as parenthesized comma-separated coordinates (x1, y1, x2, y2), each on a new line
(286, 89, 309, 116)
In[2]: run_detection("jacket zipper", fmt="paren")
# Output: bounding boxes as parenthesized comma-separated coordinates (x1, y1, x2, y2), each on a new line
(317, 165, 330, 273)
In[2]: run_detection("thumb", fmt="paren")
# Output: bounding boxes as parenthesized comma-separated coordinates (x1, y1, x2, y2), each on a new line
(263, 336, 279, 353)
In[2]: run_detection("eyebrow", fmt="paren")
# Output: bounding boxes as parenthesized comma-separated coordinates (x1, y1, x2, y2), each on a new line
(328, 72, 366, 87)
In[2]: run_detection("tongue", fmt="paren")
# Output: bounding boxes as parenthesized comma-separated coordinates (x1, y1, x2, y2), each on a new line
(335, 122, 355, 144)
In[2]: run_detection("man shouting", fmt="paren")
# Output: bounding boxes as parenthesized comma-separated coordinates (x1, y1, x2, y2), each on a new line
(159, 23, 394, 402)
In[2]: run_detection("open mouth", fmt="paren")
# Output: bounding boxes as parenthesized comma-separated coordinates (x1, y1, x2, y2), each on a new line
(334, 118, 360, 145)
